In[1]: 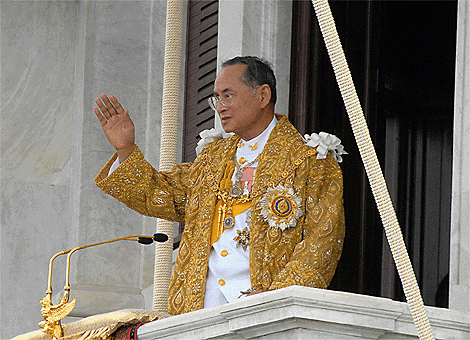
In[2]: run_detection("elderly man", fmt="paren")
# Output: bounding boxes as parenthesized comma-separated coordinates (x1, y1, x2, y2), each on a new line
(94, 56, 345, 315)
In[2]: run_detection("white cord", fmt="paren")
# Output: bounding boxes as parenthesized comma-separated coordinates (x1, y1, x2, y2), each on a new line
(153, 0, 185, 312)
(310, 0, 434, 338)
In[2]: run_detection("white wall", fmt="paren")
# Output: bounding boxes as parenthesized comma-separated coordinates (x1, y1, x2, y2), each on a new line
(1, 1, 173, 337)
(217, 0, 292, 117)
(450, 0, 470, 314)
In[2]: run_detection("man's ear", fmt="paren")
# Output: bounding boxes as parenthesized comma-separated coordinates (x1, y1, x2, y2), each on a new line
(259, 84, 272, 109)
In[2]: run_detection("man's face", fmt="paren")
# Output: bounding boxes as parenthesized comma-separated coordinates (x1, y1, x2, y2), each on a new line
(212, 64, 267, 140)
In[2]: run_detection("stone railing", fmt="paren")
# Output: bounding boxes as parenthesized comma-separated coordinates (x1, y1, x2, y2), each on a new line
(138, 286, 469, 340)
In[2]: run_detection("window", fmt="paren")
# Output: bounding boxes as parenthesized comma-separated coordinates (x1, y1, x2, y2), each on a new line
(290, 0, 457, 307)
(183, 0, 219, 163)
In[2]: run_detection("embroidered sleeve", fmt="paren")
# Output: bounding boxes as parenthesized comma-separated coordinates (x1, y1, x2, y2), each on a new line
(95, 146, 191, 223)
(268, 153, 345, 290)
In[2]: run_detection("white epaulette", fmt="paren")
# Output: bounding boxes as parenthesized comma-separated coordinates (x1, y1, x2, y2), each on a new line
(195, 128, 224, 156)
(304, 132, 347, 163)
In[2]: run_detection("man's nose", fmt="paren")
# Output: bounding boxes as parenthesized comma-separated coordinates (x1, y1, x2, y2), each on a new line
(216, 100, 227, 113)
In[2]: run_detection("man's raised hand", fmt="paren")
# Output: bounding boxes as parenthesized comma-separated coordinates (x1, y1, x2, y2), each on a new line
(94, 94, 135, 162)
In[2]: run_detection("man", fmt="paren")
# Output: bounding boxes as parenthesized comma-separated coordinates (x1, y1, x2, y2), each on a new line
(94, 56, 345, 315)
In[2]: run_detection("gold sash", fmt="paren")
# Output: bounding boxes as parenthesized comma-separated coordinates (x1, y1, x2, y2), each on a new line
(210, 159, 253, 246)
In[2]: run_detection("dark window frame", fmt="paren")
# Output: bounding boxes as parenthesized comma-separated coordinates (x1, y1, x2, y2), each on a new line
(289, 0, 456, 307)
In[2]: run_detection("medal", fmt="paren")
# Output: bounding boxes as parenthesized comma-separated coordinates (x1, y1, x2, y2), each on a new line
(229, 186, 243, 197)
(224, 216, 235, 229)
(235, 170, 243, 181)
(230, 153, 261, 198)
(234, 227, 250, 251)
(260, 185, 303, 231)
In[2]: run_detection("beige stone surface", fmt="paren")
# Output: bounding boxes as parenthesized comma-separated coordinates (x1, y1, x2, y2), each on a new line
(138, 286, 470, 340)
(450, 0, 470, 314)
(1, 1, 169, 337)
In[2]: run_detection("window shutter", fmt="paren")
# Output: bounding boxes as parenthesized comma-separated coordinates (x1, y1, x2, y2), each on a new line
(183, 0, 219, 162)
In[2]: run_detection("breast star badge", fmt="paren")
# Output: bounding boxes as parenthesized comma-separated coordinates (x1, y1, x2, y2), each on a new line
(234, 227, 250, 251)
(260, 185, 303, 231)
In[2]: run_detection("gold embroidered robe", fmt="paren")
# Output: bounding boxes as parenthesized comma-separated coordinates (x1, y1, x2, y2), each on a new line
(95, 115, 345, 315)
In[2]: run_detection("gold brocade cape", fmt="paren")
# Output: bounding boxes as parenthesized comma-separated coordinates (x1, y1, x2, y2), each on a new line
(95, 115, 345, 316)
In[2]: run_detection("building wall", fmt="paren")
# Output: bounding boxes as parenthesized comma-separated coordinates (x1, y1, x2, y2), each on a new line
(1, 1, 177, 337)
(450, 0, 470, 314)
(217, 0, 292, 117)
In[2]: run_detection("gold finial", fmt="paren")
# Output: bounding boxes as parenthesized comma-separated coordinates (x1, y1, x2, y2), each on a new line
(39, 296, 76, 339)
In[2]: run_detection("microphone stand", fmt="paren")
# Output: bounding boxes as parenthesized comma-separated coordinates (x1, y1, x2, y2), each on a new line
(38, 233, 168, 339)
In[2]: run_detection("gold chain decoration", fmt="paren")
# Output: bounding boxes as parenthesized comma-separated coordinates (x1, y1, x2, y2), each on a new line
(310, 0, 434, 339)
(201, 146, 316, 203)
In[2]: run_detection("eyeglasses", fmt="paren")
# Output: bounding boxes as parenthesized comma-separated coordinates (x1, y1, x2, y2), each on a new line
(208, 86, 259, 111)
(208, 93, 233, 111)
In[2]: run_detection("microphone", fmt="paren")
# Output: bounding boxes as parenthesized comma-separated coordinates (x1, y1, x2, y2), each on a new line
(138, 236, 154, 244)
(153, 233, 169, 242)
(138, 233, 169, 244)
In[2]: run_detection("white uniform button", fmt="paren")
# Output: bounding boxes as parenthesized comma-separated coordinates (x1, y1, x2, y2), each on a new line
(218, 279, 226, 286)
(221, 250, 228, 257)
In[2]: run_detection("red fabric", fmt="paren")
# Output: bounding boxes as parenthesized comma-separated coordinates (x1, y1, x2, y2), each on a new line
(242, 167, 255, 191)
(112, 323, 146, 340)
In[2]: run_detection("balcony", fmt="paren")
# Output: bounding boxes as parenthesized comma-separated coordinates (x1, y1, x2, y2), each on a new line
(138, 286, 469, 339)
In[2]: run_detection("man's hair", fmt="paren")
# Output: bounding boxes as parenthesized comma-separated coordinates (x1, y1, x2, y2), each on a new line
(222, 56, 277, 106)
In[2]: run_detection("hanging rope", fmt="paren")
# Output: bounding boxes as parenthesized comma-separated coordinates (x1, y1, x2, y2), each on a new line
(310, 0, 434, 339)
(153, 0, 185, 312)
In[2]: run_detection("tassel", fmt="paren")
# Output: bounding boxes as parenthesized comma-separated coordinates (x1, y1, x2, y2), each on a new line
(222, 161, 235, 191)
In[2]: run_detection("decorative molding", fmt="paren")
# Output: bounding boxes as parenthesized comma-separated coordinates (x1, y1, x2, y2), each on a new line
(138, 286, 470, 340)
(450, 0, 470, 314)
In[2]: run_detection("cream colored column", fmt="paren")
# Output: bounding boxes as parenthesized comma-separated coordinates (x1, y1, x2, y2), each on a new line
(152, 0, 185, 312)
(450, 0, 470, 314)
